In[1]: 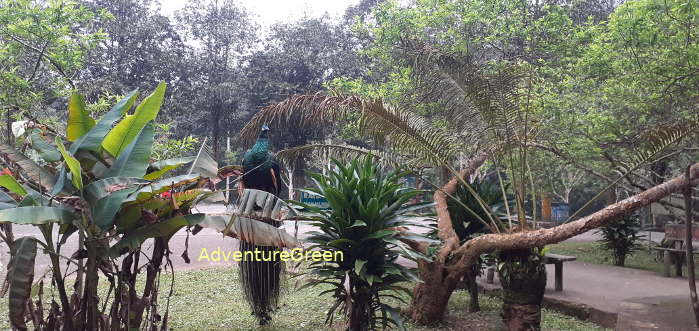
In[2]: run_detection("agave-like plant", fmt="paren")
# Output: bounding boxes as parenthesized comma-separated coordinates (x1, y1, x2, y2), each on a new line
(293, 158, 433, 331)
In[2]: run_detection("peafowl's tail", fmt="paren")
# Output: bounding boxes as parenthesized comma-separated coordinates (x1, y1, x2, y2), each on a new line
(239, 238, 284, 325)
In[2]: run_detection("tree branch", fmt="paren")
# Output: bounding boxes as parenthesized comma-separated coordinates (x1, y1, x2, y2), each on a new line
(434, 151, 489, 261)
(448, 162, 699, 274)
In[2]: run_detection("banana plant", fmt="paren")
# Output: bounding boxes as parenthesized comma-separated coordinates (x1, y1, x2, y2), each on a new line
(0, 83, 225, 330)
(0, 84, 303, 330)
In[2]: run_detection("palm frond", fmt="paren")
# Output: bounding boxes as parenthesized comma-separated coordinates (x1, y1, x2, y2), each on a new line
(238, 93, 464, 169)
(276, 144, 399, 169)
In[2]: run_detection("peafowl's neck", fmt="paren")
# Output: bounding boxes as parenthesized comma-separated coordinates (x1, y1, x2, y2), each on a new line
(253, 137, 269, 153)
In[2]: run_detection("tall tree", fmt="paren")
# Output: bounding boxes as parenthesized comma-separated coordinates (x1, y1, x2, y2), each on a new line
(175, 0, 256, 159)
(242, 16, 369, 195)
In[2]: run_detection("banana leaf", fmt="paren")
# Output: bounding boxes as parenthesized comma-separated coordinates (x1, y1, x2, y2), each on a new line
(66, 92, 95, 141)
(0, 143, 56, 192)
(0, 206, 76, 225)
(102, 82, 165, 156)
(108, 213, 205, 257)
(29, 130, 60, 162)
(145, 156, 195, 180)
(104, 123, 154, 178)
(70, 89, 139, 154)
(7, 237, 37, 330)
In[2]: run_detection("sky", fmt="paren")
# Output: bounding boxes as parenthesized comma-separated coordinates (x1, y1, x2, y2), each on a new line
(159, 0, 360, 28)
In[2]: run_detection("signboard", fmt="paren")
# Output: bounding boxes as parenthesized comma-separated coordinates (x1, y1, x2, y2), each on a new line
(551, 203, 569, 223)
(299, 191, 329, 209)
(665, 224, 699, 241)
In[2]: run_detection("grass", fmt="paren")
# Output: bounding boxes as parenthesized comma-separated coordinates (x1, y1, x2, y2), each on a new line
(548, 241, 699, 275)
(0, 266, 607, 330)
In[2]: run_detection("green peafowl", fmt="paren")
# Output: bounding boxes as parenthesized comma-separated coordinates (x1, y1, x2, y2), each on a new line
(238, 124, 284, 325)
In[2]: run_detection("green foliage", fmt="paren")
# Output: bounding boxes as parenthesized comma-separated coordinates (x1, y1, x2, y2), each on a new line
(596, 214, 644, 267)
(293, 158, 433, 330)
(0, 0, 104, 122)
(152, 123, 199, 161)
(446, 176, 512, 242)
(0, 83, 221, 330)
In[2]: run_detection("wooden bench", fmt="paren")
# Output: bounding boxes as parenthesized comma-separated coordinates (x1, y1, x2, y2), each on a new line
(544, 253, 577, 291)
(650, 246, 699, 277)
(653, 224, 699, 277)
(483, 253, 576, 291)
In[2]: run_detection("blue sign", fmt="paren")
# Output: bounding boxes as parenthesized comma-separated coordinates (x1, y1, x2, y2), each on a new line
(299, 191, 329, 209)
(552, 203, 569, 222)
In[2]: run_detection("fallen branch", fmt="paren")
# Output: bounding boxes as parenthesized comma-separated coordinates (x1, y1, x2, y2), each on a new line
(448, 162, 699, 274)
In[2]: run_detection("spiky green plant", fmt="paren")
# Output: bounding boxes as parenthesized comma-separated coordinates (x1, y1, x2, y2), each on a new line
(596, 214, 644, 266)
(293, 158, 433, 331)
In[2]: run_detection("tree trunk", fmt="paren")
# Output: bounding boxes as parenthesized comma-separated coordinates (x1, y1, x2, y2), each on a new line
(615, 254, 626, 267)
(348, 277, 370, 331)
(465, 263, 480, 313)
(684, 165, 699, 325)
(499, 249, 546, 331)
(410, 260, 459, 324)
(452, 162, 699, 269)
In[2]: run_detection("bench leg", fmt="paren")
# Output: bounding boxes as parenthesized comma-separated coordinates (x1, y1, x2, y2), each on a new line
(664, 251, 672, 277)
(675, 252, 683, 277)
(554, 262, 563, 291)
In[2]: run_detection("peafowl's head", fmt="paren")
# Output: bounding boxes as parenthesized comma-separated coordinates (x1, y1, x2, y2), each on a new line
(258, 124, 270, 139)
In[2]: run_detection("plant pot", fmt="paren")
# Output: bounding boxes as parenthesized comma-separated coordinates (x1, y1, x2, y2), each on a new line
(497, 249, 547, 331)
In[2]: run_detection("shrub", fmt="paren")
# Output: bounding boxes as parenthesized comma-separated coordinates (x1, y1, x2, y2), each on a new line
(294, 158, 433, 331)
(596, 214, 645, 266)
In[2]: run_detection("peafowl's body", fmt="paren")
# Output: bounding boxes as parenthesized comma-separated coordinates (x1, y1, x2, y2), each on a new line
(238, 125, 283, 325)
(241, 125, 281, 196)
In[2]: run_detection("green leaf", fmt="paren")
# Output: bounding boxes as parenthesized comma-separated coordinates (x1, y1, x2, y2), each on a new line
(104, 123, 154, 178)
(0, 143, 56, 192)
(102, 82, 165, 156)
(92, 187, 138, 230)
(84, 177, 146, 205)
(355, 259, 367, 273)
(66, 92, 95, 141)
(55, 137, 83, 190)
(127, 174, 200, 202)
(0, 175, 27, 196)
(109, 213, 205, 257)
(29, 130, 60, 162)
(145, 156, 195, 180)
(68, 90, 138, 154)
(70, 89, 139, 154)
(8, 237, 37, 330)
(0, 206, 76, 225)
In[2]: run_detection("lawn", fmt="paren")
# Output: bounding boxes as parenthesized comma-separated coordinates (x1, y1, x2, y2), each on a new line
(547, 241, 698, 276)
(0, 266, 608, 330)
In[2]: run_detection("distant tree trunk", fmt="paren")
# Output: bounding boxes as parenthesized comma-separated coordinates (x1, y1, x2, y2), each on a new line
(5, 106, 15, 145)
(212, 108, 222, 160)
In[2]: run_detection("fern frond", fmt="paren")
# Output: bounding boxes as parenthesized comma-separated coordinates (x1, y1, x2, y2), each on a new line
(632, 119, 699, 168)
(276, 143, 418, 169)
(238, 94, 464, 168)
